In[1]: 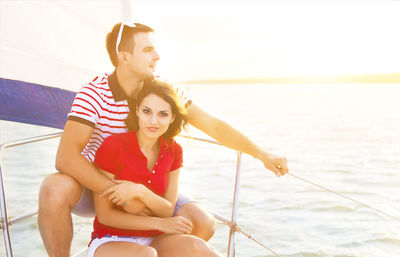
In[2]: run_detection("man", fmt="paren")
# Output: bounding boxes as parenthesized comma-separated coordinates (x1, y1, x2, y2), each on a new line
(38, 22, 288, 257)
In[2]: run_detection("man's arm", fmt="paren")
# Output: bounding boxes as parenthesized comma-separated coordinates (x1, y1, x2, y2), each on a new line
(93, 172, 192, 234)
(186, 103, 288, 176)
(94, 187, 192, 233)
(55, 120, 114, 193)
(102, 169, 180, 217)
(138, 168, 180, 217)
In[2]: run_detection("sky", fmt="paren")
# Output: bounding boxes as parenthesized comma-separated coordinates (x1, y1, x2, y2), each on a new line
(1, 0, 400, 88)
(130, 1, 400, 82)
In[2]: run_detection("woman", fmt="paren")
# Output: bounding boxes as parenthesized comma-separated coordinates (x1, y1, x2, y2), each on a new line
(88, 80, 222, 257)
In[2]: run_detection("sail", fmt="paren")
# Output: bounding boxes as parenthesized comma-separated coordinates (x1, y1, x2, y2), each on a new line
(0, 0, 132, 91)
(0, 77, 76, 129)
(0, 0, 133, 128)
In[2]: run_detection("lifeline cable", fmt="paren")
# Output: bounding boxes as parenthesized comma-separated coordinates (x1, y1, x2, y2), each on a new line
(213, 211, 281, 256)
(287, 172, 400, 222)
(235, 224, 281, 257)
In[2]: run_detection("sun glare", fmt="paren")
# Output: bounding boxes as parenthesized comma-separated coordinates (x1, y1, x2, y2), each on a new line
(131, 1, 400, 82)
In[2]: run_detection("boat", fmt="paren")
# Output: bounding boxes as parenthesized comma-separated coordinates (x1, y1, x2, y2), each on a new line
(2, 82, 399, 257)
(0, 76, 274, 257)
(0, 2, 277, 256)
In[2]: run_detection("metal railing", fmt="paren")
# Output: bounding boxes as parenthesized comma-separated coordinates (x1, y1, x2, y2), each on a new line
(0, 132, 63, 257)
(0, 132, 243, 257)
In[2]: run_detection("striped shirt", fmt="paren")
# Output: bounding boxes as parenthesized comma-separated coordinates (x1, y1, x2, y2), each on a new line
(67, 72, 190, 163)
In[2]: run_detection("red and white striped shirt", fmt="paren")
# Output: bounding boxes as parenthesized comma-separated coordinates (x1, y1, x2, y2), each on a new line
(68, 72, 190, 163)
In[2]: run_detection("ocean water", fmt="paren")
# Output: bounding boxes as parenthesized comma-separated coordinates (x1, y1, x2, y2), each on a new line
(0, 83, 399, 257)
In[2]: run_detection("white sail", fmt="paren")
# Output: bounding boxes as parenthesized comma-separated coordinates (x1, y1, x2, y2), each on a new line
(0, 0, 132, 91)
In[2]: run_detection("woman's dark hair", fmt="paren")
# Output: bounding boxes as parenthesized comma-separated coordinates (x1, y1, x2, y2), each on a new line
(125, 80, 188, 139)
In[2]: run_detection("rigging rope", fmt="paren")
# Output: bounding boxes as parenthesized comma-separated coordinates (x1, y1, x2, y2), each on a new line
(237, 170, 400, 257)
(287, 172, 400, 222)
(235, 224, 281, 257)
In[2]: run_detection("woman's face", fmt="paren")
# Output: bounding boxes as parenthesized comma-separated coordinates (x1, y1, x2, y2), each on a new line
(136, 93, 175, 140)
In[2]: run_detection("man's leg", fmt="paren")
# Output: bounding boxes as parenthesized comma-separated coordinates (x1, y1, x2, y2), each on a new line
(38, 173, 82, 257)
(176, 202, 216, 241)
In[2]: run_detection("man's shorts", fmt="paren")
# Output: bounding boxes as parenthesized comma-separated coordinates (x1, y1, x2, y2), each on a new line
(71, 187, 196, 218)
(87, 235, 154, 257)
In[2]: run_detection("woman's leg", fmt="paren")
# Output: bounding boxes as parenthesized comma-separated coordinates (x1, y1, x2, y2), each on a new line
(150, 234, 222, 257)
(93, 241, 157, 257)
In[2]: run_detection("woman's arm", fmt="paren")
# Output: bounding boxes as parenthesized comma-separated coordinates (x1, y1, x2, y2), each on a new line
(96, 169, 146, 215)
(95, 169, 191, 233)
(105, 169, 180, 218)
(140, 168, 180, 217)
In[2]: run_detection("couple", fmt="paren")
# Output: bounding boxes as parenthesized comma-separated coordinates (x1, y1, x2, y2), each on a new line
(38, 22, 289, 257)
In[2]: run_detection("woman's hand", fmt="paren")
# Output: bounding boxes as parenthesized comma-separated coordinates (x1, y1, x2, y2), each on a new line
(155, 216, 193, 234)
(101, 180, 145, 206)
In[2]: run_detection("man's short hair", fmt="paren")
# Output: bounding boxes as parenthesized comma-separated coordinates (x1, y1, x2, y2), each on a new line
(106, 23, 154, 67)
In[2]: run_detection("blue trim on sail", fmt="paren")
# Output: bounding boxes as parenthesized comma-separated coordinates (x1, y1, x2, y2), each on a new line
(0, 78, 76, 129)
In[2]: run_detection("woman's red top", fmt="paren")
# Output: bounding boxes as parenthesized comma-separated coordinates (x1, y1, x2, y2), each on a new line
(91, 131, 183, 240)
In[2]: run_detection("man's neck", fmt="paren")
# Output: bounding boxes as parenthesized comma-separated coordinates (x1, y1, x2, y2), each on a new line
(115, 68, 143, 98)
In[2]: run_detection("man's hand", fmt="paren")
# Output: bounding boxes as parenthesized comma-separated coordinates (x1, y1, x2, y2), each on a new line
(101, 180, 145, 205)
(260, 152, 288, 177)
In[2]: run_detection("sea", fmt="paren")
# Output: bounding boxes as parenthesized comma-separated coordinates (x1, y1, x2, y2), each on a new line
(0, 83, 399, 257)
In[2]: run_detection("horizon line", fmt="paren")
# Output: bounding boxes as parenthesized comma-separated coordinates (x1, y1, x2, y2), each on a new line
(177, 72, 400, 84)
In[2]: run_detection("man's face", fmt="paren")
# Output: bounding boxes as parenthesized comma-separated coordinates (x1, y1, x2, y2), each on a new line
(127, 32, 160, 80)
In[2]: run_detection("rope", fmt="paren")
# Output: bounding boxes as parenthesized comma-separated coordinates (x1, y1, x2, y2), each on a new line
(235, 224, 281, 257)
(287, 172, 400, 222)
(227, 171, 400, 257)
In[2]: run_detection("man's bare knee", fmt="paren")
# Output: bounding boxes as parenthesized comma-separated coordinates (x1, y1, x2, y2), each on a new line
(39, 173, 82, 209)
